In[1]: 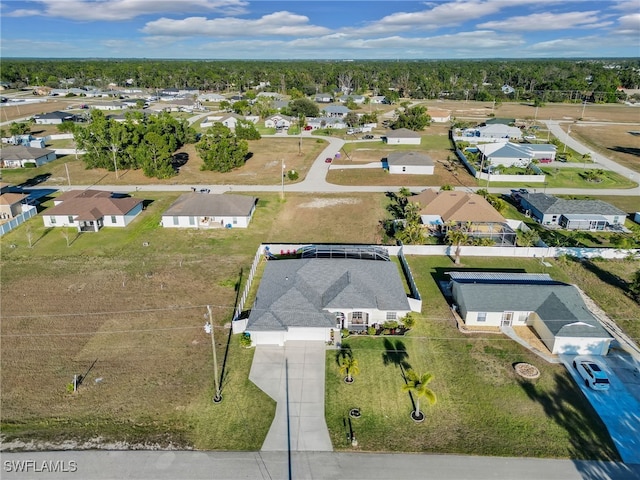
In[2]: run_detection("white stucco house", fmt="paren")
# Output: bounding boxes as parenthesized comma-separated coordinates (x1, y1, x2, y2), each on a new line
(242, 249, 419, 346)
(160, 193, 257, 229)
(383, 128, 422, 145)
(33, 111, 76, 125)
(428, 108, 451, 123)
(264, 114, 294, 129)
(457, 124, 523, 144)
(0, 146, 56, 168)
(449, 272, 612, 355)
(517, 193, 626, 230)
(43, 190, 143, 232)
(477, 142, 557, 168)
(385, 151, 434, 175)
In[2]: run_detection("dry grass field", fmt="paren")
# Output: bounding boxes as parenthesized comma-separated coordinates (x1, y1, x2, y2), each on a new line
(0, 191, 390, 449)
(570, 123, 640, 174)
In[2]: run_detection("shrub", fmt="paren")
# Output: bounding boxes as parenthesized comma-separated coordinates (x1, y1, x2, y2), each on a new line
(402, 313, 416, 329)
(383, 320, 399, 330)
(367, 326, 376, 336)
(239, 332, 252, 348)
(341, 328, 349, 338)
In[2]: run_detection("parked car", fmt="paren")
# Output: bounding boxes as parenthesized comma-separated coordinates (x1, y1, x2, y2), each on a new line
(573, 359, 610, 391)
(325, 157, 333, 163)
(304, 125, 313, 131)
(362, 134, 374, 140)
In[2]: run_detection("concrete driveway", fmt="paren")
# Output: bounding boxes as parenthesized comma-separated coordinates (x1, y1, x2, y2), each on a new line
(561, 354, 640, 464)
(249, 341, 333, 451)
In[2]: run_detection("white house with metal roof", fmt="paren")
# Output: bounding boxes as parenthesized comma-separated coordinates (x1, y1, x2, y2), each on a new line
(449, 272, 612, 355)
(244, 256, 415, 346)
(161, 193, 257, 229)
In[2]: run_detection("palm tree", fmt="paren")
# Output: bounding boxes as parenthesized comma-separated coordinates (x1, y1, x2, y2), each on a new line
(339, 356, 360, 383)
(402, 369, 436, 421)
(445, 228, 470, 265)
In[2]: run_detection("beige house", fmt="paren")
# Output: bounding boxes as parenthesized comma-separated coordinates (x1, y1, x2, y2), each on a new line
(0, 192, 29, 220)
(411, 189, 516, 245)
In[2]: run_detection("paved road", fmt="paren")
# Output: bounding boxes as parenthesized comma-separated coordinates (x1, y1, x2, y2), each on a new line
(2, 451, 638, 480)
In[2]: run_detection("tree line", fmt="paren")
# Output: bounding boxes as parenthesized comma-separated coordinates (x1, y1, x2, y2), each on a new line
(2, 58, 638, 103)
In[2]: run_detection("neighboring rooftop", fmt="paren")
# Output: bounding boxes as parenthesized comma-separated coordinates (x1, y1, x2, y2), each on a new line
(521, 193, 627, 216)
(163, 193, 257, 217)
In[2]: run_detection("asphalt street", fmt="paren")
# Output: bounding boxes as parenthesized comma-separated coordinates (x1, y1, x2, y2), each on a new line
(2, 451, 639, 480)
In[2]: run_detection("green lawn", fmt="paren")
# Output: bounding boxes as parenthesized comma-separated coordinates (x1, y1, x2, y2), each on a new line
(325, 256, 620, 460)
(484, 167, 637, 189)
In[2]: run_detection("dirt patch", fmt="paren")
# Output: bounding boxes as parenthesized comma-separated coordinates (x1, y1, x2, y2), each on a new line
(299, 198, 360, 208)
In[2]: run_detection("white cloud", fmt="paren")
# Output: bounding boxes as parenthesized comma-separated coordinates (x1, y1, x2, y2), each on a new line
(141, 11, 331, 37)
(612, 13, 640, 35)
(612, 0, 640, 13)
(5, 0, 248, 21)
(478, 11, 610, 31)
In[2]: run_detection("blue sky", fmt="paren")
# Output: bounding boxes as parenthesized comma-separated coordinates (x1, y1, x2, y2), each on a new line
(1, 0, 638, 59)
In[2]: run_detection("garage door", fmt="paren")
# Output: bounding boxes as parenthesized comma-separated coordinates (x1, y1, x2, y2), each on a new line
(286, 327, 330, 342)
(251, 331, 286, 346)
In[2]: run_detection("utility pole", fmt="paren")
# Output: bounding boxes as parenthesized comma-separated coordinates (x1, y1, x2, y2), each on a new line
(205, 305, 222, 403)
(65, 163, 71, 189)
(281, 159, 286, 199)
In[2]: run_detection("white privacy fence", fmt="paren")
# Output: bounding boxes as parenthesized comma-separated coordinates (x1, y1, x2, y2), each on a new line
(0, 205, 37, 236)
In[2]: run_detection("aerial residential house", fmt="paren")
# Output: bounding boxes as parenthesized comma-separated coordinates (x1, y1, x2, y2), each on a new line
(0, 146, 56, 168)
(449, 272, 613, 355)
(306, 117, 347, 130)
(458, 124, 523, 143)
(322, 105, 350, 118)
(160, 193, 257, 229)
(385, 151, 434, 175)
(91, 101, 127, 111)
(33, 111, 76, 125)
(264, 114, 294, 130)
(517, 193, 626, 230)
(243, 247, 417, 345)
(369, 95, 388, 104)
(43, 190, 144, 232)
(383, 128, 422, 145)
(476, 142, 556, 169)
(412, 189, 516, 245)
(337, 95, 366, 105)
(314, 93, 333, 103)
(198, 93, 226, 102)
(0, 192, 29, 220)
(427, 108, 451, 123)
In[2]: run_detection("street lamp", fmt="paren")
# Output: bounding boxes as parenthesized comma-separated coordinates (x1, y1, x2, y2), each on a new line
(205, 305, 222, 403)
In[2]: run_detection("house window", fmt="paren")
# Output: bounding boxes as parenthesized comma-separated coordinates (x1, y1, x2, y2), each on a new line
(477, 312, 487, 322)
(386, 312, 397, 321)
(402, 166, 406, 172)
(68, 215, 74, 224)
(111, 215, 116, 224)
(518, 312, 529, 322)
(233, 217, 238, 225)
(50, 216, 56, 224)
(173, 216, 179, 226)
(551, 215, 558, 222)
(351, 312, 364, 324)
(189, 216, 195, 226)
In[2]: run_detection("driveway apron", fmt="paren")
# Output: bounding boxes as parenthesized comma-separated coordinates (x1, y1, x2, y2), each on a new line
(249, 341, 333, 451)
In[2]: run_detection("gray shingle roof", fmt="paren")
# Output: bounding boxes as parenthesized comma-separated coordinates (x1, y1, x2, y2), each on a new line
(521, 193, 626, 216)
(0, 145, 55, 161)
(387, 151, 434, 166)
(385, 128, 421, 138)
(163, 193, 257, 217)
(247, 258, 411, 331)
(451, 279, 611, 339)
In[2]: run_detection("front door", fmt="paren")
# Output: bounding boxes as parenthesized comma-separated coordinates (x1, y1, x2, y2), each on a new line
(501, 312, 514, 327)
